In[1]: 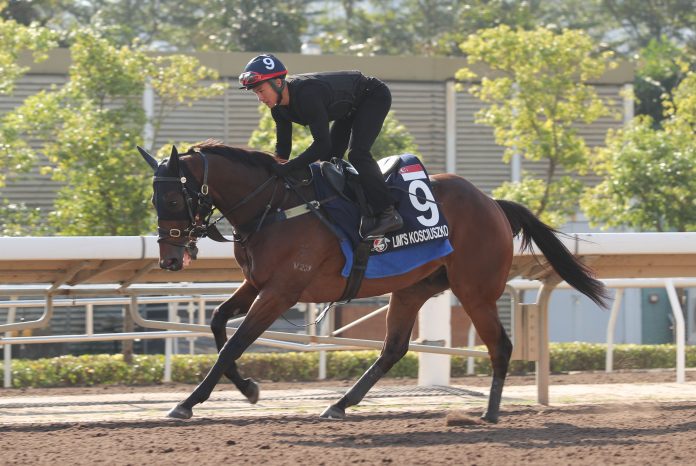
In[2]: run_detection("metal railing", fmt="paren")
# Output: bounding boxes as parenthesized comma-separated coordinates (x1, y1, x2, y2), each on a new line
(0, 284, 488, 388)
(2, 278, 692, 389)
(507, 277, 696, 384)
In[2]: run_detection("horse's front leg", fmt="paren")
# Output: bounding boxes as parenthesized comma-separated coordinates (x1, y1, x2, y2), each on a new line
(168, 288, 295, 419)
(210, 280, 260, 403)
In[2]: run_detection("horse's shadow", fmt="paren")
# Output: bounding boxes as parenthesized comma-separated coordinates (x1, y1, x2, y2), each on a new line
(4, 407, 696, 451)
(268, 409, 696, 450)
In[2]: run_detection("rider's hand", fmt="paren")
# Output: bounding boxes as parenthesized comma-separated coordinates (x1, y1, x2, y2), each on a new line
(272, 159, 300, 177)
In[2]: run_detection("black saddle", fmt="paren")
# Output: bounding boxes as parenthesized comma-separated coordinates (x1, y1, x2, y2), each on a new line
(320, 156, 402, 216)
(320, 158, 358, 202)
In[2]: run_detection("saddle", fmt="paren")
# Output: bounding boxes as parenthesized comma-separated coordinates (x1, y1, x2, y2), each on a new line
(320, 158, 368, 216)
(319, 156, 402, 217)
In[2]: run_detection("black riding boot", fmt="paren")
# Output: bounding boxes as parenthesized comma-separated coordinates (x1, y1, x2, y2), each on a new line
(360, 206, 403, 239)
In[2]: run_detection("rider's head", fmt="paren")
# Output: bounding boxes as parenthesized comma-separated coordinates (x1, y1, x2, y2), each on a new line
(239, 54, 287, 107)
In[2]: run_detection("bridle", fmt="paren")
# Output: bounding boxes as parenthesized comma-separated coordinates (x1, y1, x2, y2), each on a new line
(153, 150, 278, 254)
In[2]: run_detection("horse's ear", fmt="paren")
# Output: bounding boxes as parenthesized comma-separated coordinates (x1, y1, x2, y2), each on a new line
(166, 145, 180, 174)
(137, 146, 158, 172)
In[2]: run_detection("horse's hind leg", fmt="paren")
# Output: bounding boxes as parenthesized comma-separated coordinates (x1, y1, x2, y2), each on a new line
(210, 280, 260, 403)
(456, 295, 512, 423)
(321, 269, 449, 419)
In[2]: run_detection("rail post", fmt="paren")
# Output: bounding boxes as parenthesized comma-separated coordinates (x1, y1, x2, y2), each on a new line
(3, 297, 17, 388)
(417, 290, 452, 386)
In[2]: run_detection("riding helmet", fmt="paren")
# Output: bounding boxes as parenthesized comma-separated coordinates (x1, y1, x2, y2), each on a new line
(239, 54, 288, 89)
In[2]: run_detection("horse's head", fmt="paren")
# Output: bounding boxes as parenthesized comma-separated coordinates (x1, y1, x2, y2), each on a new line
(139, 145, 200, 271)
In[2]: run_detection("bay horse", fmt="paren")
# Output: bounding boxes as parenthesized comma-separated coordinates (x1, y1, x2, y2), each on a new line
(138, 141, 607, 423)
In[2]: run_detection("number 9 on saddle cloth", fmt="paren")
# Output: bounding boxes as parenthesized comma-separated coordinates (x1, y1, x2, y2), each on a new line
(313, 153, 453, 279)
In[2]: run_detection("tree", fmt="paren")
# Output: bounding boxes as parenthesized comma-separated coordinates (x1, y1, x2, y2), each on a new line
(0, 200, 52, 236)
(311, 0, 543, 57)
(634, 37, 693, 126)
(581, 72, 696, 231)
(455, 26, 617, 226)
(0, 1, 58, 235)
(0, 1, 56, 184)
(598, 0, 696, 53)
(2, 0, 311, 52)
(247, 105, 419, 160)
(1, 29, 226, 236)
(0, 3, 56, 94)
(531, 2, 695, 125)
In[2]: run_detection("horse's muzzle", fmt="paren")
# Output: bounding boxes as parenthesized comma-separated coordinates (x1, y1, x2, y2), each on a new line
(160, 257, 183, 271)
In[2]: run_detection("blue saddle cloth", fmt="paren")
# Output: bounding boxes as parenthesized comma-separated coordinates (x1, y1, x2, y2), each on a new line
(310, 153, 453, 279)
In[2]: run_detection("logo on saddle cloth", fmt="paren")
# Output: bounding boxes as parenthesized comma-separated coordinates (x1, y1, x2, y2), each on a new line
(371, 237, 389, 253)
(311, 153, 453, 279)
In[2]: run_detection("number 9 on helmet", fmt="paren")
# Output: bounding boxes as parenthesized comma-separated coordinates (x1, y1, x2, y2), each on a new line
(239, 54, 288, 89)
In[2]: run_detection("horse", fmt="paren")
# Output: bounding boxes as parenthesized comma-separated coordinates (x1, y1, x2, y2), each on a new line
(138, 141, 607, 423)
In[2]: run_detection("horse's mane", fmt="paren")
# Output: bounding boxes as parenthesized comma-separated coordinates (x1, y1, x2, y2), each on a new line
(191, 139, 278, 169)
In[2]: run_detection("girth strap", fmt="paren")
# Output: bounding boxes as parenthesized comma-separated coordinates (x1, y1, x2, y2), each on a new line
(337, 239, 372, 303)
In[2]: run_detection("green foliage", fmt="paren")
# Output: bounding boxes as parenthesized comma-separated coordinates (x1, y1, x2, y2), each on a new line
(3, 0, 693, 59)
(634, 37, 693, 124)
(9, 344, 695, 388)
(325, 350, 376, 379)
(667, 71, 696, 129)
(590, 0, 696, 53)
(194, 0, 309, 53)
(312, 1, 548, 57)
(549, 342, 607, 372)
(0, 5, 57, 187)
(456, 26, 617, 226)
(11, 354, 163, 387)
(0, 4, 57, 95)
(581, 73, 696, 232)
(494, 176, 584, 227)
(1, 0, 310, 52)
(237, 352, 319, 382)
(247, 105, 419, 160)
(1, 29, 226, 236)
(0, 200, 53, 236)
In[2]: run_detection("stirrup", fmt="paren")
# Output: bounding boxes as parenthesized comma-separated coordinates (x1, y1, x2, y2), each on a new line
(360, 208, 403, 240)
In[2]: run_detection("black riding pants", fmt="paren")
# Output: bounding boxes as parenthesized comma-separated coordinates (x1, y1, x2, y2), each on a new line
(329, 84, 394, 214)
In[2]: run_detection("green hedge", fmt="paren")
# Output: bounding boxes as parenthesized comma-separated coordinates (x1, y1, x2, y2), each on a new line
(6, 343, 696, 388)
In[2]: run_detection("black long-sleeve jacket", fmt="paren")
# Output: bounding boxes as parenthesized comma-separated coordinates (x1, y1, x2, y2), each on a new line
(270, 71, 381, 165)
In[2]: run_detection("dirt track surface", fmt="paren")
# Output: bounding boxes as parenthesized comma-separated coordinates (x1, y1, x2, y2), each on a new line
(1, 402, 695, 465)
(2, 371, 695, 465)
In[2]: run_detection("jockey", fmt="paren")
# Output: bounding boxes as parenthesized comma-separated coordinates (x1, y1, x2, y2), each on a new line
(239, 53, 404, 239)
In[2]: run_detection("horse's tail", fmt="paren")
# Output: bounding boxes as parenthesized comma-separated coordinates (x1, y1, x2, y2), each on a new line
(496, 199, 609, 308)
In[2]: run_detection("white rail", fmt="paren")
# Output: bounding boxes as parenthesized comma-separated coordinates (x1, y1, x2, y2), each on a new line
(0, 288, 489, 388)
(507, 277, 696, 385)
(1, 278, 693, 391)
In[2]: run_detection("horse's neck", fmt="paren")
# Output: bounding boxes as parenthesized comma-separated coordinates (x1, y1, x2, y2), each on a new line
(202, 154, 277, 227)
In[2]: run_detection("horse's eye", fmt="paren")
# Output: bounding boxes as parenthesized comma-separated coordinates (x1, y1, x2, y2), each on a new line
(162, 191, 185, 212)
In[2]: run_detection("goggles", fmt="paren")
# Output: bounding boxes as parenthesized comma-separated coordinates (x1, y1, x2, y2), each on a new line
(238, 70, 287, 89)
(239, 71, 263, 87)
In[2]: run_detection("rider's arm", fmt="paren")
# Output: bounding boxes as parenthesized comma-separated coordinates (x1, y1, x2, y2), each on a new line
(272, 107, 292, 160)
(289, 93, 331, 167)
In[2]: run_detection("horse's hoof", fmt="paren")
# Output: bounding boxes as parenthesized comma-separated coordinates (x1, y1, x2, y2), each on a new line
(243, 378, 260, 404)
(167, 404, 193, 420)
(320, 405, 345, 420)
(480, 412, 499, 424)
